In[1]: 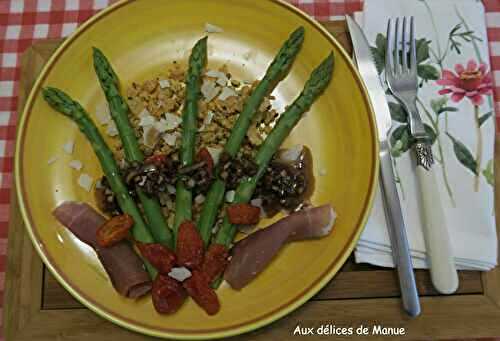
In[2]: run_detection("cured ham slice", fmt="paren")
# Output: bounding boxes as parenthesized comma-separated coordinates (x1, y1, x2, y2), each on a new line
(224, 204, 336, 290)
(53, 201, 151, 298)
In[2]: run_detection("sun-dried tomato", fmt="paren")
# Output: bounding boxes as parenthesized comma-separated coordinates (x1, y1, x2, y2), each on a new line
(226, 203, 261, 225)
(96, 214, 134, 248)
(183, 270, 220, 315)
(144, 153, 167, 167)
(202, 244, 229, 283)
(136, 242, 176, 274)
(152, 274, 187, 314)
(196, 147, 214, 177)
(176, 220, 204, 269)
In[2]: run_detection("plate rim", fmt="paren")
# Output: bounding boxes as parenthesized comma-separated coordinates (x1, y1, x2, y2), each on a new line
(14, 0, 380, 339)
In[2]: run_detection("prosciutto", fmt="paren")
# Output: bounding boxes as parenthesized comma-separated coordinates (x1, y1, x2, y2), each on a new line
(224, 204, 336, 290)
(53, 202, 151, 298)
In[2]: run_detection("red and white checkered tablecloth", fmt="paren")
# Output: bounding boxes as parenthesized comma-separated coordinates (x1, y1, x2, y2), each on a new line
(0, 0, 499, 336)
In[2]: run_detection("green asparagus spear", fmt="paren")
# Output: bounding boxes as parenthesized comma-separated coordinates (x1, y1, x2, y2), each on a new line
(173, 37, 208, 241)
(197, 27, 305, 245)
(214, 52, 335, 248)
(92, 47, 174, 249)
(197, 178, 225, 245)
(43, 87, 157, 278)
(224, 27, 305, 156)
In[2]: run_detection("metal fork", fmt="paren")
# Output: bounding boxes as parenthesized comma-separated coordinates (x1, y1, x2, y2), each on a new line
(385, 17, 459, 294)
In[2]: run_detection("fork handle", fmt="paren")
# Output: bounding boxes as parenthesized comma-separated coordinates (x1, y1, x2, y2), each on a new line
(415, 164, 459, 294)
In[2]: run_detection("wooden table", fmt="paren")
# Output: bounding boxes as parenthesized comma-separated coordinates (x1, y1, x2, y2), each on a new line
(4, 21, 500, 340)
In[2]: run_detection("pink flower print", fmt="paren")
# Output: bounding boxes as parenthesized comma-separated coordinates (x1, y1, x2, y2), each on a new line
(436, 59, 492, 105)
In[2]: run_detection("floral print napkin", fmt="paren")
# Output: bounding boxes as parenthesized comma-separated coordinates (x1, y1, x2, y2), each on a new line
(354, 0, 497, 270)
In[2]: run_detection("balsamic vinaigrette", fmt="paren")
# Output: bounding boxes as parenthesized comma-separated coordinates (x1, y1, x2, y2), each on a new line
(255, 145, 315, 217)
(95, 145, 315, 219)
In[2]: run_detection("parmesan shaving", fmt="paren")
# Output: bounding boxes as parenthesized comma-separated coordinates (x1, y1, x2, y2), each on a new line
(162, 132, 179, 146)
(47, 156, 59, 165)
(168, 267, 192, 282)
(154, 119, 169, 133)
(225, 190, 235, 203)
(206, 146, 222, 165)
(194, 194, 206, 204)
(218, 87, 237, 101)
(69, 159, 83, 171)
(63, 140, 74, 154)
(95, 102, 111, 125)
(166, 184, 176, 194)
(78, 173, 93, 192)
(139, 115, 156, 127)
(206, 70, 228, 86)
(205, 23, 223, 33)
(95, 179, 103, 189)
(139, 108, 152, 118)
(280, 145, 303, 162)
(250, 198, 267, 218)
(158, 79, 171, 89)
(201, 79, 220, 102)
(163, 113, 182, 130)
(204, 111, 215, 125)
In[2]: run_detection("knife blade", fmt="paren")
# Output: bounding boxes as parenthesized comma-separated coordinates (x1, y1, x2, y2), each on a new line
(346, 15, 421, 317)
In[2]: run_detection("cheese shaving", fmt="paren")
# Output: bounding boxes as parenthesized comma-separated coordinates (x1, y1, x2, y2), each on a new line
(158, 79, 171, 89)
(63, 140, 74, 154)
(280, 145, 303, 162)
(162, 132, 179, 147)
(78, 173, 93, 192)
(201, 79, 220, 102)
(205, 23, 223, 33)
(166, 184, 176, 194)
(194, 194, 206, 204)
(218, 87, 237, 101)
(47, 156, 59, 165)
(69, 159, 83, 171)
(206, 146, 222, 165)
(168, 267, 192, 282)
(154, 119, 169, 133)
(225, 190, 235, 203)
(204, 111, 215, 125)
(163, 113, 182, 130)
(139, 108, 152, 118)
(206, 70, 228, 86)
(95, 102, 111, 125)
(139, 115, 156, 127)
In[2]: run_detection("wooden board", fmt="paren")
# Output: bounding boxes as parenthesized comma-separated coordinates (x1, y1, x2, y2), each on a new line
(4, 21, 500, 341)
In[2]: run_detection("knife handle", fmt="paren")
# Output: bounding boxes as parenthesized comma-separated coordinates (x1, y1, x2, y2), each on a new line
(379, 143, 421, 317)
(415, 164, 459, 294)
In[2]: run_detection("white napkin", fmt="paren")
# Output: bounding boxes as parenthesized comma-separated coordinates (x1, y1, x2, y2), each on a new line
(354, 0, 497, 270)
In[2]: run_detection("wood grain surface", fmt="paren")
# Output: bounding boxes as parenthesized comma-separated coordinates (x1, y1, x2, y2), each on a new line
(4, 21, 500, 341)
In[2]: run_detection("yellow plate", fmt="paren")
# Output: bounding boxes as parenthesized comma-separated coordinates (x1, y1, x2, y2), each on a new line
(15, 0, 378, 339)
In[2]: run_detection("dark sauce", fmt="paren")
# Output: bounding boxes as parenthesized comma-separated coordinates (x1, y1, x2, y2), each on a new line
(254, 145, 315, 217)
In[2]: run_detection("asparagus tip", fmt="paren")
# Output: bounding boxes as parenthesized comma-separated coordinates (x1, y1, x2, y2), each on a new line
(198, 36, 208, 46)
(319, 52, 334, 73)
(294, 26, 305, 35)
(92, 46, 102, 58)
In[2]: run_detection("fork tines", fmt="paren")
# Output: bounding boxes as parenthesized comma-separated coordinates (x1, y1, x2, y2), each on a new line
(385, 16, 417, 77)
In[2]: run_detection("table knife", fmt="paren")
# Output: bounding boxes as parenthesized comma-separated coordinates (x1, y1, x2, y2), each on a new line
(346, 15, 420, 317)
